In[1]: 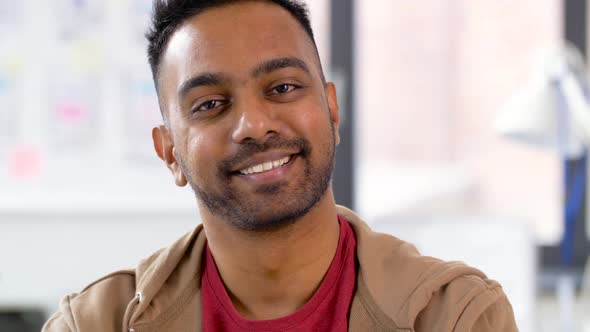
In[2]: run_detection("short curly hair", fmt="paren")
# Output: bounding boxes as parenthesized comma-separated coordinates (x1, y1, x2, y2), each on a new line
(145, 0, 321, 86)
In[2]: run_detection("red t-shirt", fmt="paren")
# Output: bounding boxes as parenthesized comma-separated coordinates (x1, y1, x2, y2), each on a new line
(201, 216, 357, 331)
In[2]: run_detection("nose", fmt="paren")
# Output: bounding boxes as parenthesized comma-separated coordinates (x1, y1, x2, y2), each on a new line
(231, 98, 280, 144)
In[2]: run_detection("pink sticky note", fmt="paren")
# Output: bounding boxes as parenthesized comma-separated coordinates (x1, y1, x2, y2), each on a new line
(56, 100, 88, 124)
(8, 146, 43, 178)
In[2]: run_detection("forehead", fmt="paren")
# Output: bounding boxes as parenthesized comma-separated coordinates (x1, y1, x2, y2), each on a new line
(159, 1, 319, 90)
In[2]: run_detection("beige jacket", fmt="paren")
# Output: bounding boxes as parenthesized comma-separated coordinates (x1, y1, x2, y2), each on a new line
(43, 206, 517, 331)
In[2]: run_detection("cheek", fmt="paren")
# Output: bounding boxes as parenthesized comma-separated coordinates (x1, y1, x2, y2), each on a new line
(292, 99, 332, 136)
(189, 133, 206, 162)
(185, 127, 225, 175)
(186, 127, 205, 152)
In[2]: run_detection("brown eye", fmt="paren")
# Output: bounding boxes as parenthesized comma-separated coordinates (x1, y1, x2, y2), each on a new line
(194, 99, 225, 113)
(270, 83, 299, 95)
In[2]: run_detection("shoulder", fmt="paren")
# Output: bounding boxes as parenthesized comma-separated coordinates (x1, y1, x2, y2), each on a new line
(337, 206, 517, 331)
(414, 273, 517, 331)
(357, 236, 517, 331)
(42, 270, 136, 332)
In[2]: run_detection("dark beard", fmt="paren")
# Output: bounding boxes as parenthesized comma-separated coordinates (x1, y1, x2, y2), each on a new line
(179, 130, 336, 232)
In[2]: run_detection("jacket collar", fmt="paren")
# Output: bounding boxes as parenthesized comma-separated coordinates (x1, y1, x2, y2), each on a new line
(130, 224, 207, 325)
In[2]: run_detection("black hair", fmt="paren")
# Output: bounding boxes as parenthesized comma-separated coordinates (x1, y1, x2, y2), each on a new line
(145, 0, 322, 86)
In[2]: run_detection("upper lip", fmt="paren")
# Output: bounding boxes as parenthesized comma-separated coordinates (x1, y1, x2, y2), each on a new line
(230, 151, 298, 174)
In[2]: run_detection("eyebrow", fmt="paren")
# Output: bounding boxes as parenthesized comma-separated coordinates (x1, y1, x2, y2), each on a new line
(251, 57, 311, 78)
(178, 72, 228, 100)
(177, 57, 311, 100)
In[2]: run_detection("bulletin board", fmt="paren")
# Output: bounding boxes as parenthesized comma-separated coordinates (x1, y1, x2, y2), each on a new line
(0, 0, 196, 216)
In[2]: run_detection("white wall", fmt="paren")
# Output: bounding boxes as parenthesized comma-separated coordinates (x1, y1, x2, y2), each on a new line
(0, 213, 198, 315)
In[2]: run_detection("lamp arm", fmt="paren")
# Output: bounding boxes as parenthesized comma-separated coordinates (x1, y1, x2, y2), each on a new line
(561, 73, 590, 146)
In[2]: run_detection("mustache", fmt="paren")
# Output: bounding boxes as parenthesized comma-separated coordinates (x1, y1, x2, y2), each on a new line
(220, 136, 310, 174)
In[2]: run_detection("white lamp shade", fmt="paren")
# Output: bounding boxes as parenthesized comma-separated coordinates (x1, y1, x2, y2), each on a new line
(496, 75, 585, 158)
(495, 44, 588, 159)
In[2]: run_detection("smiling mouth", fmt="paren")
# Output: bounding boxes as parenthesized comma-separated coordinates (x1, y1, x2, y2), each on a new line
(238, 155, 294, 175)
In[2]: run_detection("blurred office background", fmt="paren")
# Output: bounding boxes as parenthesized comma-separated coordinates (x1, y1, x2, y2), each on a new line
(1, 0, 590, 331)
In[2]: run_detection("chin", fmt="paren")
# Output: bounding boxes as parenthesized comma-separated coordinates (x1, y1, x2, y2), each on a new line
(231, 200, 317, 232)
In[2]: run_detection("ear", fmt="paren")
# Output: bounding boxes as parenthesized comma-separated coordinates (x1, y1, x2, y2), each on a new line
(152, 126, 188, 187)
(325, 82, 341, 145)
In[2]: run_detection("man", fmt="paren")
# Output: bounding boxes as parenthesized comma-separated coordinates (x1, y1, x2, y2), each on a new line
(44, 0, 518, 331)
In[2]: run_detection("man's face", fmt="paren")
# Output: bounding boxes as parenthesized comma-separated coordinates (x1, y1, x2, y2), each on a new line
(155, 1, 340, 231)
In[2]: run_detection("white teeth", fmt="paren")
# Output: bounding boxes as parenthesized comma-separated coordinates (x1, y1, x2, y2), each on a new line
(239, 156, 291, 175)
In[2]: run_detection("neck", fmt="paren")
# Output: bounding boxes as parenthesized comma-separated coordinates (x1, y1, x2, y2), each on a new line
(200, 191, 340, 320)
